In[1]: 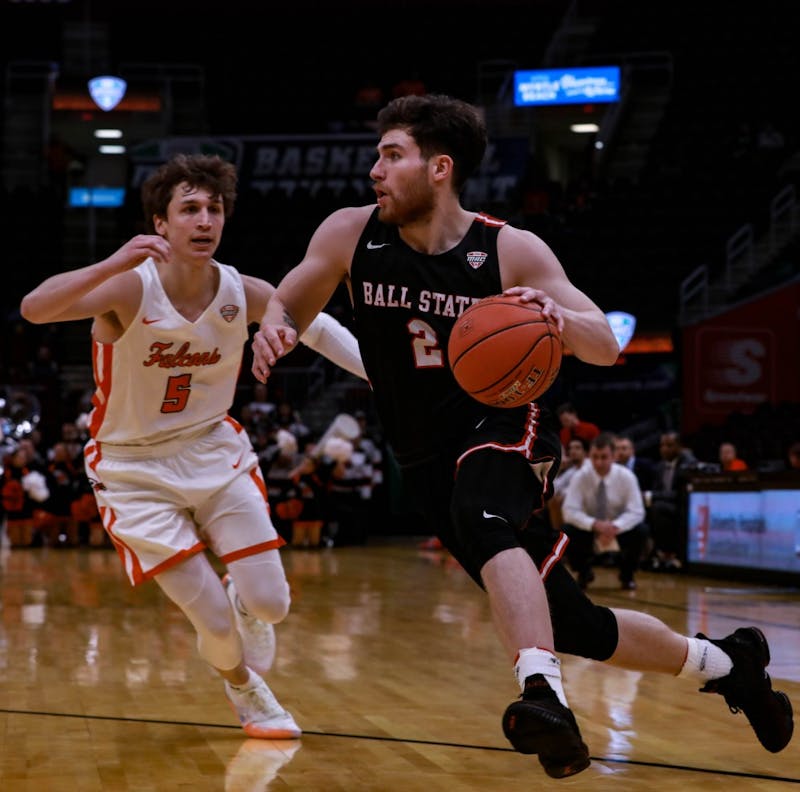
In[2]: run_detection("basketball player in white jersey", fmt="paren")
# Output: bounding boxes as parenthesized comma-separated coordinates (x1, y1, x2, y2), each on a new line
(20, 153, 366, 740)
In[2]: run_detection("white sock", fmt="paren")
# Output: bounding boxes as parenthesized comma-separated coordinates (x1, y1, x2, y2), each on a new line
(515, 647, 568, 708)
(677, 637, 733, 682)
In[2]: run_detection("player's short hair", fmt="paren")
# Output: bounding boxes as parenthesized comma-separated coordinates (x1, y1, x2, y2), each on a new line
(376, 94, 487, 192)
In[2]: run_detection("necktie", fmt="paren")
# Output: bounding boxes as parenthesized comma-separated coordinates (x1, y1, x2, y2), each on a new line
(662, 463, 674, 491)
(595, 479, 608, 520)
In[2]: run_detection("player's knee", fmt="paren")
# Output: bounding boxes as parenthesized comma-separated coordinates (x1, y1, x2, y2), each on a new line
(451, 498, 520, 570)
(245, 582, 290, 625)
(201, 606, 239, 644)
(553, 598, 619, 661)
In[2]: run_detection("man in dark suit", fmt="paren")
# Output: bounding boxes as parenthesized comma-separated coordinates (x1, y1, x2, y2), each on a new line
(644, 431, 698, 570)
(613, 434, 654, 492)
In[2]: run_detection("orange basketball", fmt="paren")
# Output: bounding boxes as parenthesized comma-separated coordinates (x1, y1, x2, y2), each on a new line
(448, 294, 562, 408)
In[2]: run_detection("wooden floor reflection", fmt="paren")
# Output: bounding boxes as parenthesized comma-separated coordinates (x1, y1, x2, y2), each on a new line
(0, 538, 797, 791)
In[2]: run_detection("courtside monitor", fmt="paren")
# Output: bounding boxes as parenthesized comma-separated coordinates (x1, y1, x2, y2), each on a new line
(514, 66, 620, 106)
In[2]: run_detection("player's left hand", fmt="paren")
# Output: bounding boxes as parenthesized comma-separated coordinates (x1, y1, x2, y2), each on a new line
(251, 323, 297, 382)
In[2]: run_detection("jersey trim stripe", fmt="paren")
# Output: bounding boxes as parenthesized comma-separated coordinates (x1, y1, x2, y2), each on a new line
(89, 339, 113, 437)
(219, 536, 287, 565)
(475, 212, 507, 227)
(455, 403, 542, 466)
(539, 531, 569, 581)
(84, 437, 101, 475)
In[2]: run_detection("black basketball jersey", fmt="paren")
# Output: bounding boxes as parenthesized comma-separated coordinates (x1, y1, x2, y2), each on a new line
(350, 207, 532, 465)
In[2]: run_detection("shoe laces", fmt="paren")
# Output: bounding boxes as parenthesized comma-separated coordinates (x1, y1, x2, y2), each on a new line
(236, 681, 286, 720)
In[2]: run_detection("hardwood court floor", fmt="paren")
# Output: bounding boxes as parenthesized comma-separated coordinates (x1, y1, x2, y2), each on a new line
(0, 537, 797, 791)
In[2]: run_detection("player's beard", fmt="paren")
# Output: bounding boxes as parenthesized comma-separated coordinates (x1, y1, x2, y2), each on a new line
(377, 174, 435, 227)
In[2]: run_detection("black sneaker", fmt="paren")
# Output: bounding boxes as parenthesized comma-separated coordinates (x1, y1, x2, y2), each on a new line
(697, 627, 794, 753)
(502, 674, 590, 778)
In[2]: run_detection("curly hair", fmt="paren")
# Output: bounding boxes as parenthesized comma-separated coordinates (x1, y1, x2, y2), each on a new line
(140, 153, 237, 232)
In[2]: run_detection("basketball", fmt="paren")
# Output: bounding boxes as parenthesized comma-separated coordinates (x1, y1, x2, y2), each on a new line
(447, 294, 562, 408)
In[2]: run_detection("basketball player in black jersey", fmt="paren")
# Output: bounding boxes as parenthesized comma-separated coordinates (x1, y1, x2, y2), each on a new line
(252, 95, 793, 777)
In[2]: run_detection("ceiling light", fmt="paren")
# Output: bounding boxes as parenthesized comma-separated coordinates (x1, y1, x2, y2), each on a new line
(570, 123, 599, 134)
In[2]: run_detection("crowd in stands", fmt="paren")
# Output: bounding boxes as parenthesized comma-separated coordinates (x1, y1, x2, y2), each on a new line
(241, 385, 384, 549)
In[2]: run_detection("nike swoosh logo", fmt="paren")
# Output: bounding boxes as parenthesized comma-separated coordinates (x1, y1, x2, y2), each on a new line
(142, 317, 161, 325)
(232, 452, 245, 469)
(475, 417, 487, 430)
(366, 241, 390, 250)
(482, 509, 508, 523)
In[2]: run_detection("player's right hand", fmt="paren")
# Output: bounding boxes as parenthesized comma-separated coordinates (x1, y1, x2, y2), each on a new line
(107, 235, 171, 272)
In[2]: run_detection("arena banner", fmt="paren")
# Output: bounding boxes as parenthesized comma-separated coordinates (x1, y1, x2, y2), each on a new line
(127, 134, 530, 209)
(680, 280, 800, 434)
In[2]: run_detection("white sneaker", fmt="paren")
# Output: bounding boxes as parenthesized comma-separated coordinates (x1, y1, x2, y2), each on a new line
(223, 573, 276, 675)
(224, 672, 301, 739)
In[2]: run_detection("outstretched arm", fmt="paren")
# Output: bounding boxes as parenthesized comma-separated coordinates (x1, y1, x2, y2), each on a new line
(252, 205, 371, 382)
(244, 273, 366, 380)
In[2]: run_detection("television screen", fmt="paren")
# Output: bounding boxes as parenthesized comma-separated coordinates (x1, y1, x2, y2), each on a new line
(687, 488, 800, 575)
(513, 66, 620, 107)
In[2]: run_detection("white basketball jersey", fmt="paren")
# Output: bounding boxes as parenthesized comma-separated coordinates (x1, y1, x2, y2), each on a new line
(88, 258, 249, 446)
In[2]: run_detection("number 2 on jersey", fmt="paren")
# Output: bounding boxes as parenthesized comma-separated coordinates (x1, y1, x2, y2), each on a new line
(408, 318, 444, 368)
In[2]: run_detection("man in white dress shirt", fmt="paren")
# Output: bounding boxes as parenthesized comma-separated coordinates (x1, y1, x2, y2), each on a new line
(562, 432, 648, 590)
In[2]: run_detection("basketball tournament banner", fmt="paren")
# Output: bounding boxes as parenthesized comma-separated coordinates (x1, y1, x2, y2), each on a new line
(127, 134, 530, 210)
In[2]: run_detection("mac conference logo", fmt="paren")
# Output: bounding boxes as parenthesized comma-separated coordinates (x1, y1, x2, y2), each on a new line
(88, 76, 127, 111)
(605, 311, 636, 352)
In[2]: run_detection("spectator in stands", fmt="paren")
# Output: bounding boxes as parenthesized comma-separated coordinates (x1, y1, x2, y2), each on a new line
(613, 433, 654, 492)
(40, 440, 82, 545)
(273, 400, 311, 445)
(59, 421, 85, 464)
(719, 441, 748, 471)
(547, 437, 588, 531)
(289, 438, 336, 548)
(756, 118, 785, 152)
(1, 444, 50, 546)
(561, 433, 647, 591)
(787, 441, 800, 471)
(262, 429, 305, 542)
(16, 436, 48, 474)
(326, 418, 381, 546)
(732, 121, 754, 161)
(247, 382, 277, 424)
(391, 70, 427, 99)
(351, 78, 385, 130)
(556, 402, 600, 452)
(353, 410, 383, 498)
(644, 431, 698, 571)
